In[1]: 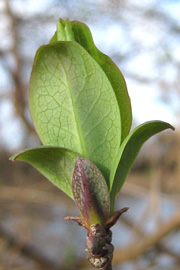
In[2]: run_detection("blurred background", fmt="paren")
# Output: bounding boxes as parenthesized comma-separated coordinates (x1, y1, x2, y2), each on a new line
(0, 0, 180, 269)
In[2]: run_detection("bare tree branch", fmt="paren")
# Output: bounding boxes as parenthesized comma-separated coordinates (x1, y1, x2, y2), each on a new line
(0, 223, 65, 270)
(113, 211, 180, 263)
(121, 215, 180, 263)
(5, 0, 35, 134)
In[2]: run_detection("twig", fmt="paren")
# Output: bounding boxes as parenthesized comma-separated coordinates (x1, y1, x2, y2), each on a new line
(5, 0, 35, 134)
(149, 169, 162, 226)
(79, 211, 180, 267)
(121, 182, 180, 203)
(0, 185, 67, 207)
(113, 211, 180, 263)
(121, 215, 180, 263)
(0, 223, 59, 270)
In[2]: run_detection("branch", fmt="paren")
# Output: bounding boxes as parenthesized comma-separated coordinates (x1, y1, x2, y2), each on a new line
(0, 223, 59, 270)
(113, 211, 180, 263)
(0, 185, 65, 206)
(121, 215, 180, 263)
(5, 0, 35, 134)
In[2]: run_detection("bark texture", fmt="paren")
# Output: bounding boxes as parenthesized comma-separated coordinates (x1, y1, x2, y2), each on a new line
(86, 224, 113, 270)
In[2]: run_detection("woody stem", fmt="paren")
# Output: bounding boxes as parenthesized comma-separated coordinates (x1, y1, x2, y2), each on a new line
(85, 224, 114, 270)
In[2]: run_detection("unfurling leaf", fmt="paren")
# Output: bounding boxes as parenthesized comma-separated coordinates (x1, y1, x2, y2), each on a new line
(72, 157, 110, 227)
(50, 18, 132, 143)
(29, 40, 121, 184)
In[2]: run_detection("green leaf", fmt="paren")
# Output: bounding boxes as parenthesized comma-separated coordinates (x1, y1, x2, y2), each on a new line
(29, 41, 121, 185)
(50, 18, 75, 42)
(110, 121, 175, 212)
(71, 20, 132, 142)
(72, 157, 110, 227)
(50, 19, 132, 142)
(10, 146, 78, 199)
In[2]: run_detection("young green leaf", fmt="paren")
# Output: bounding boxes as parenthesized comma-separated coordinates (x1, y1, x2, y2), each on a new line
(110, 121, 175, 213)
(50, 19, 132, 142)
(72, 157, 110, 227)
(29, 41, 121, 184)
(50, 18, 75, 42)
(71, 21, 132, 142)
(10, 146, 78, 199)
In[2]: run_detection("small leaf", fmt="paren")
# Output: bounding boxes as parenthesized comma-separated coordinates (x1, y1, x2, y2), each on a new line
(50, 19, 132, 142)
(105, 207, 129, 229)
(29, 41, 121, 184)
(72, 157, 110, 227)
(64, 216, 88, 229)
(10, 146, 78, 199)
(50, 18, 75, 42)
(110, 121, 175, 212)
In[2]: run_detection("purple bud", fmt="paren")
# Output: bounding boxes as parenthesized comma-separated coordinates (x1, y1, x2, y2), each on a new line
(72, 157, 110, 227)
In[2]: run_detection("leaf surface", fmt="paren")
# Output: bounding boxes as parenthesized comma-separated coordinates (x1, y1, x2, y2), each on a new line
(50, 19, 132, 142)
(10, 146, 78, 199)
(72, 157, 110, 226)
(29, 41, 121, 184)
(71, 21, 132, 142)
(110, 121, 174, 212)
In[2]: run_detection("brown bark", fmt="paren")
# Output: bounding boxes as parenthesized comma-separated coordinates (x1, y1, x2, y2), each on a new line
(86, 224, 113, 270)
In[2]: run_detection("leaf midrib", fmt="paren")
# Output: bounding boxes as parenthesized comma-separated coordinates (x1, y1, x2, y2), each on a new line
(57, 49, 89, 158)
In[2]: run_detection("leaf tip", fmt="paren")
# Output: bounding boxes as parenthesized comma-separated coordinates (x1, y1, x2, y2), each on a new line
(163, 122, 175, 131)
(9, 154, 18, 162)
(105, 207, 129, 229)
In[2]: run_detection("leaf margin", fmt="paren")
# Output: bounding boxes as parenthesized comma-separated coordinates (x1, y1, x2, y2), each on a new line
(10, 145, 79, 199)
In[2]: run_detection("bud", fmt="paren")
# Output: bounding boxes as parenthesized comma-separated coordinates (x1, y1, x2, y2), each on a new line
(72, 157, 110, 228)
(56, 18, 75, 41)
